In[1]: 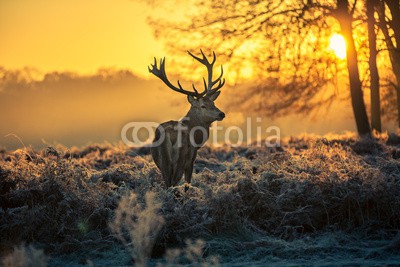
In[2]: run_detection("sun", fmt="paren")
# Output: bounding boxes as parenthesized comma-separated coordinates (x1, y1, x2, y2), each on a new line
(240, 65, 254, 80)
(329, 34, 346, 59)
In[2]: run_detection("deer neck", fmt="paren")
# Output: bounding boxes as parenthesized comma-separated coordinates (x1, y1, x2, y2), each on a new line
(182, 109, 211, 130)
(180, 110, 210, 147)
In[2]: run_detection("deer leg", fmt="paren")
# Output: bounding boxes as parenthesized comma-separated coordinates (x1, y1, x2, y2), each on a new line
(159, 159, 173, 187)
(184, 163, 194, 184)
(183, 162, 195, 192)
(184, 149, 197, 189)
(152, 150, 171, 188)
(153, 149, 172, 187)
(170, 146, 186, 186)
(159, 136, 174, 187)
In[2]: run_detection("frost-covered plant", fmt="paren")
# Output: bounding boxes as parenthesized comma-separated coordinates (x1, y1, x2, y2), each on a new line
(2, 244, 48, 267)
(161, 239, 219, 266)
(1, 134, 400, 264)
(109, 191, 164, 266)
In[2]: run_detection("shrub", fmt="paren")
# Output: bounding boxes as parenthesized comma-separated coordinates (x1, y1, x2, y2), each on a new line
(109, 191, 164, 266)
(2, 244, 48, 267)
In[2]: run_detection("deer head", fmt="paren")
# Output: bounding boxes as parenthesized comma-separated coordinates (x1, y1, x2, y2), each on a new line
(148, 50, 225, 124)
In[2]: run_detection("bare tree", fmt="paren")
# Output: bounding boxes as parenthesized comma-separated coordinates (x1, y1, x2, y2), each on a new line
(334, 0, 371, 135)
(376, 0, 400, 128)
(367, 0, 382, 132)
(148, 0, 372, 135)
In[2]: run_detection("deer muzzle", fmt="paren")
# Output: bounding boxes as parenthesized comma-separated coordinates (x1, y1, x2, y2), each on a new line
(217, 112, 225, 120)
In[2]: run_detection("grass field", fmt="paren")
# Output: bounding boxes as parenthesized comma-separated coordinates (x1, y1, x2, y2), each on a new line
(1, 133, 400, 266)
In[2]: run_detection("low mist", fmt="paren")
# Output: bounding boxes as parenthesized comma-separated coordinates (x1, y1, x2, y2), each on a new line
(0, 67, 377, 150)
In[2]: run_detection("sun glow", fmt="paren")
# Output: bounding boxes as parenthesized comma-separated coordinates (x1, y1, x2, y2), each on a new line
(240, 65, 254, 80)
(329, 34, 347, 59)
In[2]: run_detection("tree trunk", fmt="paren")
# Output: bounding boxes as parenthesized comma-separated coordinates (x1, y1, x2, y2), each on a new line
(379, 0, 400, 128)
(385, 0, 400, 128)
(336, 0, 371, 136)
(386, 0, 400, 128)
(367, 0, 382, 132)
(394, 78, 400, 128)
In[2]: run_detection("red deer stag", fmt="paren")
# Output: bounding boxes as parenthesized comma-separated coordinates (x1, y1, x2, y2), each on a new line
(148, 50, 225, 187)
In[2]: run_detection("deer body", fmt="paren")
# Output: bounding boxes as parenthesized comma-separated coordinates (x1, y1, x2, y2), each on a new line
(151, 120, 200, 187)
(149, 50, 225, 187)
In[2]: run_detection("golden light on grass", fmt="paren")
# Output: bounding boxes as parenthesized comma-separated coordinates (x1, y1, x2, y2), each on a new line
(329, 33, 347, 59)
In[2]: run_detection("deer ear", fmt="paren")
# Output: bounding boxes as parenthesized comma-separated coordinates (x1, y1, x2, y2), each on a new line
(187, 95, 196, 104)
(208, 91, 221, 101)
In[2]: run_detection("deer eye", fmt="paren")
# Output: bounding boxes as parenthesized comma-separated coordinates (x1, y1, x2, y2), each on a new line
(201, 105, 206, 109)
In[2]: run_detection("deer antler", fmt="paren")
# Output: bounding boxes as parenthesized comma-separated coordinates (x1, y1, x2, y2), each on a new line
(148, 50, 225, 98)
(187, 49, 225, 97)
(148, 57, 200, 97)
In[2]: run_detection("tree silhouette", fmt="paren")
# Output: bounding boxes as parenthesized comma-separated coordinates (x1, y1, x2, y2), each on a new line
(376, 0, 400, 128)
(335, 0, 371, 135)
(149, 0, 372, 135)
(367, 0, 382, 132)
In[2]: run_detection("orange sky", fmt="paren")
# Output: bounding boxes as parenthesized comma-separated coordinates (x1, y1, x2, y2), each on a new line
(0, 0, 164, 77)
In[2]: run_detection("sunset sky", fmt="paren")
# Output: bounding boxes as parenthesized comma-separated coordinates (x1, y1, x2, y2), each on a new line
(1, 0, 349, 78)
(0, 0, 163, 76)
